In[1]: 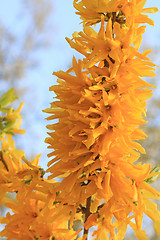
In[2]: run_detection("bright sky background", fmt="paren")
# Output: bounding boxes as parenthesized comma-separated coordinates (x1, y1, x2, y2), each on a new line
(0, 0, 159, 170)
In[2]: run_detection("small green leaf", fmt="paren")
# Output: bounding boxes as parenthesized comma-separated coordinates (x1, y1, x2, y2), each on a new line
(34, 237, 39, 240)
(56, 191, 60, 196)
(0, 88, 17, 108)
(145, 165, 160, 184)
(53, 201, 61, 205)
(39, 167, 45, 177)
(4, 121, 16, 132)
(133, 201, 138, 206)
(24, 175, 33, 185)
(0, 107, 11, 114)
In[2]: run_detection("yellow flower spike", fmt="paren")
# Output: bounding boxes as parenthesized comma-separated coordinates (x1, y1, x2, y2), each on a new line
(41, 0, 160, 239)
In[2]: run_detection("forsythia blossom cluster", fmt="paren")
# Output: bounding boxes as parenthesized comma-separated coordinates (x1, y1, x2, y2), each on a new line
(0, 1, 160, 240)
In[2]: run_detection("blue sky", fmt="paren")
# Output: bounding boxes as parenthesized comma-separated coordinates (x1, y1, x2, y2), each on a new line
(0, 0, 159, 169)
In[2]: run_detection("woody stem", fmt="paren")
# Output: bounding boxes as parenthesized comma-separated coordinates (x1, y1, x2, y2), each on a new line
(84, 196, 91, 239)
(112, 12, 116, 37)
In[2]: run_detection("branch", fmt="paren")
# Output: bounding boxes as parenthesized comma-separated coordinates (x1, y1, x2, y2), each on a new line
(84, 196, 91, 239)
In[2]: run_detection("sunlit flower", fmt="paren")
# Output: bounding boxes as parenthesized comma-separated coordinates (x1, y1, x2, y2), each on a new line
(44, 0, 160, 239)
(0, 195, 81, 240)
(73, 0, 158, 26)
(1, 0, 159, 239)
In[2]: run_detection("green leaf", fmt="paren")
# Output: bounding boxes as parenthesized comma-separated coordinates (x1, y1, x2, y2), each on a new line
(4, 121, 16, 132)
(38, 167, 45, 177)
(145, 165, 160, 184)
(0, 106, 11, 114)
(0, 88, 18, 108)
(24, 175, 33, 185)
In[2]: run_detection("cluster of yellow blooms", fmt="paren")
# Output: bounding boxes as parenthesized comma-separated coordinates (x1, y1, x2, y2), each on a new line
(0, 1, 160, 239)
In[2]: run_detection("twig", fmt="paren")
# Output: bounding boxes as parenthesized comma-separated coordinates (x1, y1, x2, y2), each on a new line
(84, 196, 91, 239)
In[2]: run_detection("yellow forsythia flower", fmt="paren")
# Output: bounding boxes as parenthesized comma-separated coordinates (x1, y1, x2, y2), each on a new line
(44, 0, 160, 239)
(1, 1, 160, 240)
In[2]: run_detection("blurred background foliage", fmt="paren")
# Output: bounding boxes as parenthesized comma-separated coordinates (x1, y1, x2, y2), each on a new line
(0, 0, 54, 238)
(0, 0, 53, 85)
(0, 0, 54, 161)
(0, 0, 159, 239)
